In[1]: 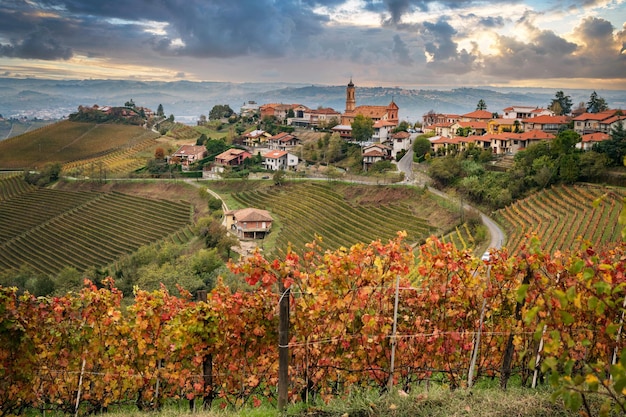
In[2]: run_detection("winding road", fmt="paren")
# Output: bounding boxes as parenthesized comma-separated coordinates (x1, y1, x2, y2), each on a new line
(398, 149, 505, 251)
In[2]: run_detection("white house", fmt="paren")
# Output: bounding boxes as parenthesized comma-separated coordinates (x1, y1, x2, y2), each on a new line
(263, 150, 299, 171)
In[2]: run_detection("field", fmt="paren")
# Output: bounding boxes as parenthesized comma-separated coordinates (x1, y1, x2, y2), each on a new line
(0, 176, 196, 276)
(213, 180, 459, 257)
(494, 183, 625, 253)
(0, 120, 161, 172)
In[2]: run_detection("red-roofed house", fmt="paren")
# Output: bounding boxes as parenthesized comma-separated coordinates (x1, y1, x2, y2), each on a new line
(521, 115, 570, 133)
(502, 106, 552, 119)
(373, 120, 398, 142)
(573, 111, 626, 135)
(577, 132, 610, 151)
(263, 150, 299, 171)
(225, 208, 273, 239)
(451, 121, 488, 136)
(266, 132, 301, 151)
(382, 130, 412, 158)
(460, 110, 493, 122)
(243, 129, 271, 147)
(169, 145, 207, 170)
(362, 143, 392, 170)
(213, 148, 252, 172)
(422, 113, 460, 127)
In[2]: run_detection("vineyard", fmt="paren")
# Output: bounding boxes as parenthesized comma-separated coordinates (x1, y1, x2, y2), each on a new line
(1, 234, 625, 415)
(0, 121, 160, 172)
(228, 181, 451, 257)
(494, 184, 625, 253)
(0, 176, 193, 276)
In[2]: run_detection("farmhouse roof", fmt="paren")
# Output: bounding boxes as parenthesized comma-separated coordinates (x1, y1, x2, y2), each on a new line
(263, 150, 288, 159)
(173, 145, 206, 155)
(462, 110, 493, 119)
(581, 132, 610, 143)
(228, 208, 273, 222)
(521, 115, 570, 124)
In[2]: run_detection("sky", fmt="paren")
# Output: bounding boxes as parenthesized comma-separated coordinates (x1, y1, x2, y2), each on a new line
(0, 0, 625, 90)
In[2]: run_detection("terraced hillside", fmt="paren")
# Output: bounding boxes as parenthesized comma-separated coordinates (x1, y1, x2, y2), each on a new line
(494, 184, 625, 253)
(229, 181, 455, 257)
(0, 177, 193, 276)
(0, 121, 160, 172)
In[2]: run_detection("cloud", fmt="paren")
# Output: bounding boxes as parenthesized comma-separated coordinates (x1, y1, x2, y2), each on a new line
(392, 34, 414, 65)
(0, 28, 73, 60)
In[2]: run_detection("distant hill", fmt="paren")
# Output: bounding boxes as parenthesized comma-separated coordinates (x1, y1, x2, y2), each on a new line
(1, 77, 625, 125)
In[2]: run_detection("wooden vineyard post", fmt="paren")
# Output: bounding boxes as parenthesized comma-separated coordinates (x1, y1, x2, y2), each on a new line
(196, 290, 214, 409)
(387, 274, 401, 391)
(278, 282, 290, 412)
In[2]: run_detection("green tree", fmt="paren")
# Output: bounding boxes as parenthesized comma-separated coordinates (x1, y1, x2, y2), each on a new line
(549, 91, 573, 115)
(551, 130, 580, 156)
(273, 169, 286, 186)
(392, 121, 410, 132)
(586, 91, 609, 113)
(196, 133, 207, 146)
(428, 156, 463, 187)
(124, 99, 135, 108)
(578, 151, 609, 180)
(413, 136, 432, 160)
(351, 114, 374, 142)
(287, 108, 295, 118)
(209, 104, 234, 120)
(157, 104, 164, 117)
(476, 99, 487, 110)
(594, 121, 626, 165)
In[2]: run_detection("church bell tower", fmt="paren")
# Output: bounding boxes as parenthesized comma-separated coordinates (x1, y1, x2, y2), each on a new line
(345, 78, 355, 113)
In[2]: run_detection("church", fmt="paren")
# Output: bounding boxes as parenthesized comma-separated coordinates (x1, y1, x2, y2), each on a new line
(340, 78, 399, 126)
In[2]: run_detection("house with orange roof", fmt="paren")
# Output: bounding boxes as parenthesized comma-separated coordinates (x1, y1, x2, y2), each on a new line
(290, 107, 341, 127)
(243, 129, 272, 147)
(423, 122, 455, 138)
(372, 119, 398, 142)
(422, 112, 460, 127)
(224, 208, 273, 240)
(451, 121, 488, 137)
(460, 110, 493, 122)
(266, 132, 301, 151)
(169, 145, 207, 170)
(577, 132, 610, 151)
(521, 115, 570, 133)
(362, 143, 392, 170)
(502, 106, 552, 120)
(573, 110, 626, 135)
(382, 130, 412, 158)
(212, 148, 252, 173)
(260, 103, 304, 121)
(262, 150, 299, 171)
(487, 118, 519, 134)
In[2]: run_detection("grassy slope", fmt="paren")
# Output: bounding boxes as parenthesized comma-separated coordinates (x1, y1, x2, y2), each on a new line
(0, 121, 160, 169)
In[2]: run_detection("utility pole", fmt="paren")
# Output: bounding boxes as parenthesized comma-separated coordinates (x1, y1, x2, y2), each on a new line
(278, 282, 290, 411)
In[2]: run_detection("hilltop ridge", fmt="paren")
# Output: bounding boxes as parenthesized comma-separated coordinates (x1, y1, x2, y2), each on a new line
(1, 78, 625, 125)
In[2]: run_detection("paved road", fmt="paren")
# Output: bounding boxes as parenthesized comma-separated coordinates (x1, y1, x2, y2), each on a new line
(397, 149, 505, 250)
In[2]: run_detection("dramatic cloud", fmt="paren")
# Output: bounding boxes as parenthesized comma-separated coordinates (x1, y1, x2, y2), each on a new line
(0, 0, 624, 88)
(0, 28, 72, 60)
